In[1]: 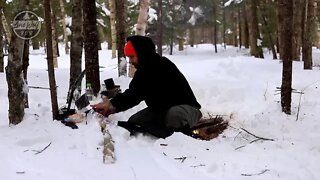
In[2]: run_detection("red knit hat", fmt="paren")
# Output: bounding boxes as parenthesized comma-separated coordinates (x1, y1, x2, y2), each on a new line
(124, 41, 137, 57)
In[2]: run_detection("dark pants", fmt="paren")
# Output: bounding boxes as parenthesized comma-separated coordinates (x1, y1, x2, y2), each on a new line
(122, 104, 202, 138)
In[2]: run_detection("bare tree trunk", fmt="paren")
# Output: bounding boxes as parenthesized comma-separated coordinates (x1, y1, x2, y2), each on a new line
(302, 0, 315, 69)
(108, 0, 117, 58)
(69, 0, 83, 92)
(5, 33, 25, 124)
(115, 0, 127, 77)
(260, 0, 277, 59)
(292, 0, 304, 61)
(22, 40, 29, 108)
(156, 0, 163, 55)
(1, 9, 11, 43)
(59, 0, 70, 54)
(246, 0, 264, 58)
(129, 0, 149, 78)
(278, 0, 293, 115)
(136, 0, 149, 35)
(213, 3, 218, 53)
(0, 3, 3, 73)
(44, 0, 59, 120)
(51, 11, 58, 68)
(238, 6, 242, 49)
(243, 4, 249, 49)
(5, 1, 29, 125)
(83, 0, 100, 95)
(222, 0, 226, 49)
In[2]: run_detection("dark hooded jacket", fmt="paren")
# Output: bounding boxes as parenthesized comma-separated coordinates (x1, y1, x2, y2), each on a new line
(110, 35, 201, 113)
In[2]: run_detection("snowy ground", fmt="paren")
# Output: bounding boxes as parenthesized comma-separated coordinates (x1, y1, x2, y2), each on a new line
(0, 44, 320, 180)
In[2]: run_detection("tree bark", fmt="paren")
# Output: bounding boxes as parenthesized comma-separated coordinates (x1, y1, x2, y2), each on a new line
(5, 32, 25, 124)
(136, 0, 149, 36)
(246, 0, 264, 58)
(44, 0, 59, 120)
(83, 0, 100, 95)
(156, 0, 163, 55)
(0, 2, 3, 73)
(278, 0, 293, 114)
(69, 0, 83, 92)
(1, 9, 11, 43)
(243, 4, 249, 49)
(292, 0, 304, 61)
(59, 0, 70, 54)
(51, 10, 58, 68)
(115, 0, 127, 77)
(302, 0, 315, 69)
(108, 0, 117, 58)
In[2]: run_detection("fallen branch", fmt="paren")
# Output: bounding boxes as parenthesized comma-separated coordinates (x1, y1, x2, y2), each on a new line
(28, 85, 58, 90)
(240, 128, 274, 141)
(174, 156, 187, 163)
(241, 169, 269, 176)
(190, 164, 206, 168)
(235, 128, 274, 150)
(33, 142, 51, 155)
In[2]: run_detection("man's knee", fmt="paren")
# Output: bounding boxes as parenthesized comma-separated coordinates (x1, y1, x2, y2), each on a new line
(165, 105, 202, 130)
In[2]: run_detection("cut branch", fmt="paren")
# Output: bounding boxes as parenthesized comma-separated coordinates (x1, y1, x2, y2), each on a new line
(34, 142, 52, 155)
(241, 169, 270, 176)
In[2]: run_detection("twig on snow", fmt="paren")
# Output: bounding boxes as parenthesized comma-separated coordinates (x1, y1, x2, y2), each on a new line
(241, 169, 270, 176)
(174, 156, 187, 163)
(235, 128, 274, 150)
(240, 128, 274, 141)
(33, 142, 52, 155)
(190, 164, 206, 168)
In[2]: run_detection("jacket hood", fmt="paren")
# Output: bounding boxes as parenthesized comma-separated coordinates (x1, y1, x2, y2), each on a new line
(126, 35, 158, 67)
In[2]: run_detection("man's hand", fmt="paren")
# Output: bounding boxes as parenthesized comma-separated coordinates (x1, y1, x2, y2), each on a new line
(91, 99, 115, 117)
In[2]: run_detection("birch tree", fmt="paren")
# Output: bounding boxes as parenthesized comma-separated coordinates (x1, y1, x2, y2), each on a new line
(128, 0, 149, 77)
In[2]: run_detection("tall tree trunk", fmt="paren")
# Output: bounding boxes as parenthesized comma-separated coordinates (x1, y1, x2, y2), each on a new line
(246, 0, 264, 58)
(213, 3, 218, 53)
(302, 0, 315, 69)
(1, 9, 11, 43)
(238, 6, 242, 49)
(5, 1, 29, 125)
(115, 0, 127, 77)
(22, 39, 29, 108)
(69, 0, 83, 93)
(83, 0, 100, 95)
(0, 2, 3, 73)
(292, 0, 304, 61)
(108, 0, 117, 58)
(260, 0, 277, 59)
(278, 0, 293, 115)
(156, 0, 163, 55)
(5, 33, 25, 124)
(136, 0, 149, 35)
(129, 0, 149, 78)
(44, 0, 59, 120)
(243, 4, 249, 49)
(222, 0, 226, 49)
(59, 0, 70, 54)
(51, 11, 58, 68)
